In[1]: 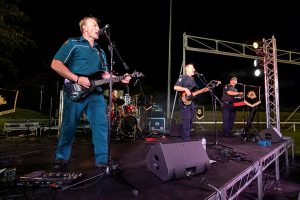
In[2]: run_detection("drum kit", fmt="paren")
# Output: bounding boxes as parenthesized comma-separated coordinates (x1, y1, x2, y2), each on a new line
(108, 94, 146, 140)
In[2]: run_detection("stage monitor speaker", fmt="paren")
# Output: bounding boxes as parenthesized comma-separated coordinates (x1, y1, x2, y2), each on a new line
(258, 127, 282, 143)
(146, 140, 210, 181)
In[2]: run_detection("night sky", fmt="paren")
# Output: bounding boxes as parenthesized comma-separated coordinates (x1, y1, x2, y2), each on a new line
(16, 0, 300, 108)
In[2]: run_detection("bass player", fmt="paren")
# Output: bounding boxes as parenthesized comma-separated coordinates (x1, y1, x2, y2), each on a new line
(174, 63, 209, 140)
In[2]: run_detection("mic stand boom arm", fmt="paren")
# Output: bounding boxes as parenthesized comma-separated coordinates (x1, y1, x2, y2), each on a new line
(104, 30, 129, 71)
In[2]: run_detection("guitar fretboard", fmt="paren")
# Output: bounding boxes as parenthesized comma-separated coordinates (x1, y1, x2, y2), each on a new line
(92, 75, 126, 86)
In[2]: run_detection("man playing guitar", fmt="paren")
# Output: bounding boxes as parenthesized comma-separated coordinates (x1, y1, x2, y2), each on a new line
(174, 63, 209, 140)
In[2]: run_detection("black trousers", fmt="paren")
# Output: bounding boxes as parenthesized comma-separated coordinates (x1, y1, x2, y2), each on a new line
(222, 103, 236, 136)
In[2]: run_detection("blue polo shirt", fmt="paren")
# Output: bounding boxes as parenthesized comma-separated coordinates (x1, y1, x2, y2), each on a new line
(54, 36, 108, 76)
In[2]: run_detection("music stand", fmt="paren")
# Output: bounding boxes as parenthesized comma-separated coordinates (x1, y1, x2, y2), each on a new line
(63, 26, 138, 196)
(236, 84, 261, 141)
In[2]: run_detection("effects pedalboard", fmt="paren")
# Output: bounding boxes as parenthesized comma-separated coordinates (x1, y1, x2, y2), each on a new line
(17, 170, 83, 189)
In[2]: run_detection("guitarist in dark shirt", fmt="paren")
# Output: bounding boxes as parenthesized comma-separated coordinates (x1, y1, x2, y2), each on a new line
(51, 17, 131, 171)
(174, 63, 209, 140)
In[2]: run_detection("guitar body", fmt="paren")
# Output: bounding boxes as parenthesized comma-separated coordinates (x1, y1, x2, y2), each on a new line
(181, 93, 194, 106)
(64, 71, 144, 102)
(181, 87, 209, 105)
(64, 82, 96, 102)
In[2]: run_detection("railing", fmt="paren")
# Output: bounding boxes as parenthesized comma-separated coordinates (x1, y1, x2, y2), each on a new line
(193, 121, 300, 132)
(4, 120, 40, 136)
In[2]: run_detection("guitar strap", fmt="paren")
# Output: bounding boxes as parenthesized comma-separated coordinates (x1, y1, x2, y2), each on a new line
(95, 45, 108, 70)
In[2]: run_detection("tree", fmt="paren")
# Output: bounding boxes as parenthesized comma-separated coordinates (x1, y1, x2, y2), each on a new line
(0, 0, 35, 87)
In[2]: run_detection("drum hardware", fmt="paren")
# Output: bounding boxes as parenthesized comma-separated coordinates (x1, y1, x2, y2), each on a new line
(124, 94, 131, 106)
(115, 98, 125, 106)
(110, 112, 145, 140)
(109, 93, 153, 140)
(124, 105, 138, 116)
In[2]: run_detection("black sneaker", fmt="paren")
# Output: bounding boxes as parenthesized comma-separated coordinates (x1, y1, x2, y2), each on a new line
(53, 159, 68, 171)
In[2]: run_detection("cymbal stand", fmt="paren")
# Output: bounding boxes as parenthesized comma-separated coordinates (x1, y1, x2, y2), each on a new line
(134, 78, 152, 137)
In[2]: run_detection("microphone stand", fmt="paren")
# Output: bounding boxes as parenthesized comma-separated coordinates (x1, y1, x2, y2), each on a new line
(103, 27, 138, 196)
(63, 28, 138, 196)
(208, 86, 233, 150)
(208, 87, 222, 145)
(195, 75, 232, 149)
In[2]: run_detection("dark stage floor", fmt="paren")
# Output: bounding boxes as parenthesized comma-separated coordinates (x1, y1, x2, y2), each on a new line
(0, 130, 300, 200)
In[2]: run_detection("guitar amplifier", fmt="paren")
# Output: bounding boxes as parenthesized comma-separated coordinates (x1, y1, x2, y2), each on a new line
(149, 118, 165, 131)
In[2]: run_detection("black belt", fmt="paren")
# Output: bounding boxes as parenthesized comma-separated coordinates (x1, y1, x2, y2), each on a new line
(223, 101, 232, 105)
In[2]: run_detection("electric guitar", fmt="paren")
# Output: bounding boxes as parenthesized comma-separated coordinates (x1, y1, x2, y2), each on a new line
(64, 71, 144, 102)
(181, 80, 221, 105)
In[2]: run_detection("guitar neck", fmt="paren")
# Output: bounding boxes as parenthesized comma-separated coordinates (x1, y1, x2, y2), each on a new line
(92, 75, 127, 86)
(192, 88, 208, 96)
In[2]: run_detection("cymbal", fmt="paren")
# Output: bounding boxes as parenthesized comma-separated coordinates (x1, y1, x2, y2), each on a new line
(131, 94, 141, 98)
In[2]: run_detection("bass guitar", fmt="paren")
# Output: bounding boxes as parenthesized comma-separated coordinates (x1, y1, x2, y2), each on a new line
(181, 87, 209, 105)
(181, 80, 221, 105)
(64, 71, 144, 102)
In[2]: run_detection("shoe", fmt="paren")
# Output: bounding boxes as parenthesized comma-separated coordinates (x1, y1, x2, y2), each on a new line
(53, 159, 68, 171)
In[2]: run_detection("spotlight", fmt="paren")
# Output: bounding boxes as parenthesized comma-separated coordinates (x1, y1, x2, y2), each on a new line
(253, 42, 259, 49)
(254, 69, 262, 77)
(253, 41, 265, 56)
(253, 58, 263, 67)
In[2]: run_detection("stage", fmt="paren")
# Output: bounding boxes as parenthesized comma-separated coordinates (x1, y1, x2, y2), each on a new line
(0, 131, 299, 200)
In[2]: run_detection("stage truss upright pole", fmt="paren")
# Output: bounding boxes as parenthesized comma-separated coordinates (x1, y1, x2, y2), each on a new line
(262, 36, 281, 131)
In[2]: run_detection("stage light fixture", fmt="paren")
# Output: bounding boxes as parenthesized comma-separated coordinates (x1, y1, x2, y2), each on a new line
(254, 58, 258, 67)
(253, 41, 265, 56)
(253, 42, 259, 49)
(253, 58, 263, 67)
(254, 68, 262, 77)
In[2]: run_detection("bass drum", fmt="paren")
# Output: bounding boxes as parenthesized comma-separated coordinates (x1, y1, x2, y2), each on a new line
(121, 115, 138, 137)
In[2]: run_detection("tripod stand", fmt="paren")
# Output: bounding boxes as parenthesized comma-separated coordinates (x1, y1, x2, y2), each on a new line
(207, 82, 235, 152)
(63, 25, 138, 196)
(196, 76, 232, 149)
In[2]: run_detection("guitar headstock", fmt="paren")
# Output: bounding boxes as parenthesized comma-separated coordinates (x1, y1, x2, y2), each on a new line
(130, 71, 145, 78)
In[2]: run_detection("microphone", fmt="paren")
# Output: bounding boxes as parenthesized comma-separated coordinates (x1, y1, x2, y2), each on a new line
(194, 71, 203, 76)
(213, 80, 222, 85)
(236, 82, 245, 85)
(100, 24, 110, 35)
(134, 79, 139, 87)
